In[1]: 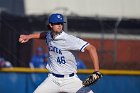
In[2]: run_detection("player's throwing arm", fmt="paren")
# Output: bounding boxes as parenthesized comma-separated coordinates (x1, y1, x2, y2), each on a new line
(19, 33, 41, 43)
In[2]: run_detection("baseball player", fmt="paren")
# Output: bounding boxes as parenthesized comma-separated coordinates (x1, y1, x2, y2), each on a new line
(19, 13, 102, 93)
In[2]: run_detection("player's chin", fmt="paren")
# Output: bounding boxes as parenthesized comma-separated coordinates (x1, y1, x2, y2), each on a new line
(58, 27, 63, 31)
(56, 30, 63, 33)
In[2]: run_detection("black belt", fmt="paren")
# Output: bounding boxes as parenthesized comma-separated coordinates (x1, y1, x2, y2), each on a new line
(52, 73, 74, 78)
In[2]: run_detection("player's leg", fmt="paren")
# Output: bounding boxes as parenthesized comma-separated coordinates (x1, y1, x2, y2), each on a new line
(60, 75, 94, 93)
(33, 74, 60, 93)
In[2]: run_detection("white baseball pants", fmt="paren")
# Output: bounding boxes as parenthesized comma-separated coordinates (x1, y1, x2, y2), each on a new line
(33, 73, 94, 93)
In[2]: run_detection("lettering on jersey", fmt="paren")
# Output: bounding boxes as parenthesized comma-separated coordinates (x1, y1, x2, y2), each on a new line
(49, 45, 66, 64)
(49, 45, 62, 55)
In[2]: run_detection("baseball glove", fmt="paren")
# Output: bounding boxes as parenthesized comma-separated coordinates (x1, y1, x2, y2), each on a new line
(82, 71, 102, 87)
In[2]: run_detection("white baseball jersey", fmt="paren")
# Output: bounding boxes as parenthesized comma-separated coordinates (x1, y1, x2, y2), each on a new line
(45, 31, 89, 75)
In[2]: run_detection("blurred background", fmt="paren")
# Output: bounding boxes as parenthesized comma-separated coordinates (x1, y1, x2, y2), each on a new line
(0, 0, 140, 93)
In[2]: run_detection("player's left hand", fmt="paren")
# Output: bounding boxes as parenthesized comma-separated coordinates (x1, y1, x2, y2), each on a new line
(82, 71, 103, 87)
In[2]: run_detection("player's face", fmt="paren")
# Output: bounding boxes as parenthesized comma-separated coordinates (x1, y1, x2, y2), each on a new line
(49, 23, 63, 32)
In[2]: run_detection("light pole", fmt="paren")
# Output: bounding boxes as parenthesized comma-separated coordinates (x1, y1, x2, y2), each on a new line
(0, 9, 2, 33)
(113, 17, 122, 63)
(97, 16, 105, 63)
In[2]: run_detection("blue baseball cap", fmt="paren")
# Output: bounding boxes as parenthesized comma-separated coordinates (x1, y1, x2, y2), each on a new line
(48, 13, 66, 23)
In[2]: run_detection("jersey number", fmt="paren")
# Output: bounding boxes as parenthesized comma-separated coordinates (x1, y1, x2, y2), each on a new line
(57, 56, 66, 64)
